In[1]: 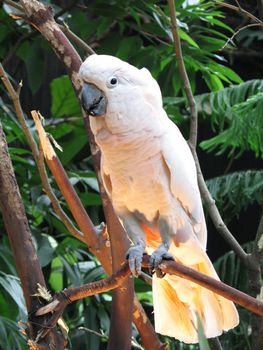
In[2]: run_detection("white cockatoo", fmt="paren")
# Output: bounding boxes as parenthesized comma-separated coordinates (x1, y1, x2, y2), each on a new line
(79, 54, 239, 343)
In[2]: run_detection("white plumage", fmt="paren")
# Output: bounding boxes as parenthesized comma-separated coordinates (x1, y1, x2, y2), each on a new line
(79, 54, 239, 343)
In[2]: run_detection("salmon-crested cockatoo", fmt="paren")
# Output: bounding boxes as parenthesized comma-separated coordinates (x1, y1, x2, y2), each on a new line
(79, 54, 239, 343)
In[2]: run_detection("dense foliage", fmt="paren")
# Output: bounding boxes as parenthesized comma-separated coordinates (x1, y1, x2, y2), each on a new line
(0, 1, 262, 349)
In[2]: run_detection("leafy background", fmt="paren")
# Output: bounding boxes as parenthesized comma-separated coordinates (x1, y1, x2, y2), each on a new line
(0, 0, 262, 349)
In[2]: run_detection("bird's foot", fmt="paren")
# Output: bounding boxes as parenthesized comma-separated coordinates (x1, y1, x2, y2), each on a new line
(126, 245, 145, 277)
(150, 245, 174, 278)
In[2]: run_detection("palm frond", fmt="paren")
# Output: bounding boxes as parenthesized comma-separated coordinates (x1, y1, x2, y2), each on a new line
(196, 80, 263, 157)
(206, 170, 263, 222)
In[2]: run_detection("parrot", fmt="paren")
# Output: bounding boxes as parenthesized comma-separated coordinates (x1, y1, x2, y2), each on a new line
(79, 54, 239, 343)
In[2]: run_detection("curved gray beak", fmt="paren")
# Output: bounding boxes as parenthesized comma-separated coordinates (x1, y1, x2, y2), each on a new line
(81, 83, 107, 117)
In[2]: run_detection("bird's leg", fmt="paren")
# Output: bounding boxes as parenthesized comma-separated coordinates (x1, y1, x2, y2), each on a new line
(150, 217, 174, 277)
(121, 214, 146, 277)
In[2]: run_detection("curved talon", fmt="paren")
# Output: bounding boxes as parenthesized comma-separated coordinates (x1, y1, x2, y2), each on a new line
(150, 246, 174, 278)
(126, 245, 144, 277)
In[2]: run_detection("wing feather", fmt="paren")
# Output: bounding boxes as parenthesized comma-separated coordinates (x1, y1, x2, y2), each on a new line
(161, 118, 207, 247)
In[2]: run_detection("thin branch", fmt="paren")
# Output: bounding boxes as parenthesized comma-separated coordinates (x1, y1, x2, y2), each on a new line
(234, 0, 242, 11)
(213, 1, 263, 24)
(3, 0, 24, 11)
(167, 0, 198, 149)
(59, 23, 95, 55)
(38, 146, 85, 241)
(253, 211, 263, 258)
(31, 110, 103, 250)
(78, 327, 107, 339)
(167, 0, 248, 266)
(0, 63, 39, 159)
(209, 337, 224, 350)
(193, 153, 248, 264)
(221, 23, 263, 50)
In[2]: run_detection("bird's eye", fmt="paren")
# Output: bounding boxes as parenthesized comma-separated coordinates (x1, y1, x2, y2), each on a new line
(110, 77, 117, 85)
(107, 76, 118, 88)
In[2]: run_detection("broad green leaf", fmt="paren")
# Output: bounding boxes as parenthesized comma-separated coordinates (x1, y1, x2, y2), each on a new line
(0, 272, 26, 317)
(178, 28, 199, 48)
(26, 41, 44, 94)
(51, 75, 81, 118)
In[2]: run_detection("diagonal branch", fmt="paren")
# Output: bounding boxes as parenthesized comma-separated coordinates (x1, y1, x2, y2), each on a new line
(221, 23, 263, 50)
(167, 0, 248, 266)
(31, 110, 110, 259)
(213, 1, 263, 24)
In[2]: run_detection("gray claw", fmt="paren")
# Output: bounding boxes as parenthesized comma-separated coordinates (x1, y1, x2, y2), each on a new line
(127, 245, 144, 277)
(150, 245, 174, 278)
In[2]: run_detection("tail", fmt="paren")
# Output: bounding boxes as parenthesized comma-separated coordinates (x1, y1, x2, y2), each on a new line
(151, 240, 239, 344)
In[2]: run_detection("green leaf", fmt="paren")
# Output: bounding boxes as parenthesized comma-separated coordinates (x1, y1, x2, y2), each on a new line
(178, 28, 199, 48)
(197, 80, 263, 156)
(26, 41, 44, 94)
(37, 234, 56, 267)
(206, 170, 263, 222)
(196, 313, 211, 350)
(200, 92, 263, 157)
(204, 72, 224, 91)
(116, 36, 142, 61)
(0, 272, 26, 317)
(49, 257, 63, 291)
(79, 192, 102, 206)
(58, 127, 88, 165)
(51, 75, 81, 118)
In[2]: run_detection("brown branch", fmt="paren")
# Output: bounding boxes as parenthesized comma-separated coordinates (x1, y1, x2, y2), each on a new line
(167, 0, 248, 266)
(167, 0, 198, 149)
(3, 0, 24, 11)
(0, 123, 66, 349)
(59, 24, 95, 55)
(0, 63, 39, 160)
(213, 1, 263, 24)
(31, 110, 109, 255)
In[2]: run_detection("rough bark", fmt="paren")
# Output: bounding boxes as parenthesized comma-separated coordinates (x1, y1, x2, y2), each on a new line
(0, 124, 65, 349)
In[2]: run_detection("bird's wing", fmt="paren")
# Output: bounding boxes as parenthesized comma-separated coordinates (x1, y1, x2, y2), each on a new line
(161, 118, 207, 247)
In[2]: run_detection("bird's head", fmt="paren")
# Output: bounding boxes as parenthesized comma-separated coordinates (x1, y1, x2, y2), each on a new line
(79, 54, 162, 120)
